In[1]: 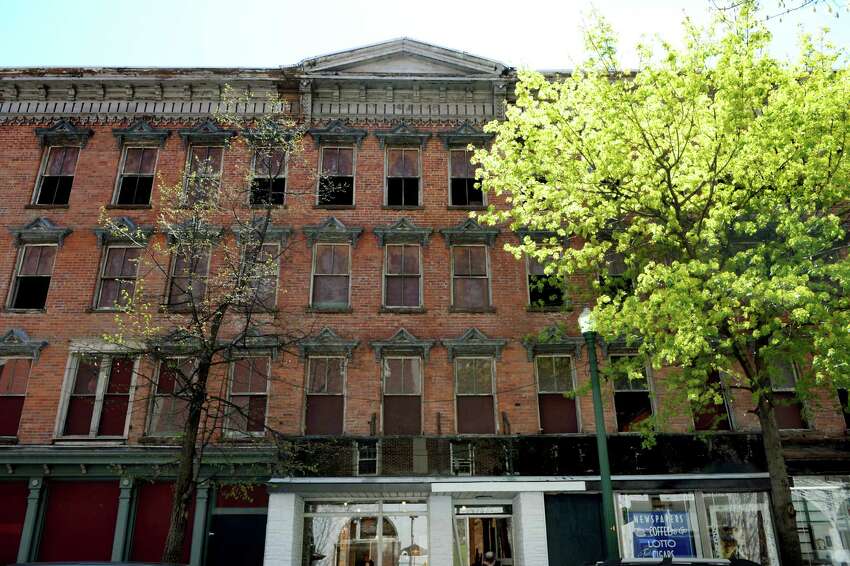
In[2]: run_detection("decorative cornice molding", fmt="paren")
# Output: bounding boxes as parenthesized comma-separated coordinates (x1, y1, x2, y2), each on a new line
(93, 217, 153, 247)
(374, 121, 431, 148)
(178, 119, 237, 145)
(299, 327, 359, 359)
(439, 218, 499, 247)
(0, 329, 48, 360)
(34, 119, 93, 147)
(164, 219, 222, 245)
(112, 119, 171, 147)
(437, 120, 493, 149)
(234, 220, 292, 246)
(10, 217, 72, 247)
(373, 217, 432, 246)
(303, 217, 363, 247)
(369, 328, 435, 361)
(441, 328, 507, 360)
(522, 327, 584, 361)
(307, 119, 367, 148)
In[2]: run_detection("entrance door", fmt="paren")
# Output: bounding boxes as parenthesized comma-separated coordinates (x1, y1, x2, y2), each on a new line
(453, 508, 513, 566)
(206, 514, 267, 566)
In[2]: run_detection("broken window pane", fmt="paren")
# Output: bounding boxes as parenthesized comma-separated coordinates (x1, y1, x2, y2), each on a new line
(450, 150, 483, 206)
(528, 256, 564, 307)
(319, 147, 354, 206)
(37, 146, 78, 205)
(116, 147, 157, 205)
(12, 245, 56, 310)
(251, 148, 286, 206)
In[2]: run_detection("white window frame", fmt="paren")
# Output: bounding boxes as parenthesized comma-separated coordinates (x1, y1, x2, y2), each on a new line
(382, 243, 423, 309)
(534, 354, 580, 433)
(691, 371, 735, 432)
(450, 442, 475, 476)
(111, 145, 160, 205)
(354, 439, 381, 476)
(454, 356, 498, 434)
(316, 145, 356, 207)
(93, 245, 142, 311)
(250, 147, 288, 206)
(449, 244, 492, 310)
(31, 145, 80, 205)
(381, 356, 424, 435)
(303, 355, 348, 435)
(146, 357, 195, 437)
(7, 243, 58, 311)
(309, 242, 352, 309)
(384, 146, 422, 207)
(225, 355, 271, 438)
(55, 353, 139, 440)
(0, 357, 33, 437)
(609, 353, 655, 432)
(447, 148, 486, 208)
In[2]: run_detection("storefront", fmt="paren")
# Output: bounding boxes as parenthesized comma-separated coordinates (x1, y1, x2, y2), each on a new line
(792, 475, 850, 565)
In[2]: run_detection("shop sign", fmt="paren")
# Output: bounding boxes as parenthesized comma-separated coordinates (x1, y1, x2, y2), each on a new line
(628, 510, 695, 558)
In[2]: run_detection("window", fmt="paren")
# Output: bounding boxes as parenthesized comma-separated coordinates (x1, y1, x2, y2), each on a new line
(610, 354, 653, 432)
(451, 245, 490, 310)
(115, 147, 157, 205)
(535, 355, 578, 433)
(386, 148, 420, 207)
(449, 149, 483, 207)
(250, 148, 286, 206)
(148, 358, 193, 436)
(228, 357, 269, 435)
(61, 355, 135, 438)
(455, 357, 495, 434)
(527, 256, 564, 308)
(168, 248, 210, 309)
(692, 371, 732, 431)
(451, 442, 475, 476)
(838, 389, 850, 429)
(616, 493, 701, 559)
(792, 476, 850, 565)
(771, 361, 807, 429)
(35, 146, 79, 205)
(382, 357, 422, 435)
(0, 359, 31, 436)
(318, 147, 354, 206)
(311, 243, 350, 309)
(601, 250, 633, 294)
(384, 244, 421, 308)
(243, 243, 279, 310)
(185, 145, 223, 204)
(10, 244, 56, 310)
(95, 247, 141, 309)
(356, 440, 379, 475)
(305, 357, 345, 435)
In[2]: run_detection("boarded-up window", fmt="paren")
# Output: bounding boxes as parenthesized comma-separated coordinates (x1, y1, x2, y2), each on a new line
(186, 145, 223, 204)
(129, 482, 193, 563)
(535, 356, 577, 433)
(251, 148, 286, 206)
(771, 362, 807, 430)
(168, 248, 210, 309)
(318, 147, 354, 206)
(11, 244, 56, 310)
(384, 244, 420, 308)
(0, 359, 31, 436)
(62, 356, 133, 438)
(386, 148, 420, 207)
(450, 149, 483, 207)
(528, 256, 564, 307)
(148, 358, 193, 436)
(116, 147, 157, 205)
(96, 247, 141, 309)
(0, 481, 27, 566)
(38, 481, 119, 562)
(36, 146, 79, 205)
(229, 357, 269, 434)
(383, 357, 422, 435)
(456, 358, 495, 434)
(610, 354, 653, 432)
(305, 357, 345, 435)
(244, 243, 279, 310)
(312, 243, 350, 308)
(452, 245, 489, 310)
(692, 371, 732, 431)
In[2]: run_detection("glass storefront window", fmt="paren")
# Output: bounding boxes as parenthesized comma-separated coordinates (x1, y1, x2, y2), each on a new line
(793, 476, 850, 566)
(616, 493, 701, 559)
(453, 506, 513, 566)
(703, 492, 778, 565)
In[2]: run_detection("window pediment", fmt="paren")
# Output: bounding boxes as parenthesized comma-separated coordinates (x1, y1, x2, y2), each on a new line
(442, 328, 506, 360)
(373, 217, 432, 246)
(10, 217, 72, 247)
(440, 218, 499, 246)
(94, 216, 153, 246)
(299, 327, 359, 359)
(369, 328, 434, 361)
(438, 121, 493, 149)
(303, 217, 362, 246)
(35, 119, 93, 147)
(0, 329, 48, 360)
(178, 119, 237, 145)
(523, 326, 584, 361)
(374, 122, 431, 148)
(307, 119, 367, 148)
(112, 119, 171, 147)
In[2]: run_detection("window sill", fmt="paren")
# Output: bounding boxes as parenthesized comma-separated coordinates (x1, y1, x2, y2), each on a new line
(382, 205, 424, 211)
(379, 306, 426, 314)
(249, 203, 288, 210)
(25, 203, 70, 210)
(105, 203, 152, 209)
(0, 436, 19, 445)
(447, 205, 486, 211)
(138, 435, 183, 444)
(222, 433, 269, 442)
(526, 305, 572, 313)
(314, 204, 355, 210)
(53, 438, 128, 445)
(449, 306, 496, 314)
(307, 305, 353, 314)
(4, 308, 46, 314)
(87, 307, 123, 313)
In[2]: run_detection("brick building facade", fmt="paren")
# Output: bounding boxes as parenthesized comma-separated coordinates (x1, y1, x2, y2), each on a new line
(0, 39, 848, 566)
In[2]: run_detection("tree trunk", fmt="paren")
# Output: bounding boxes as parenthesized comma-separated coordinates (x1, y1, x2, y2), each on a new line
(161, 361, 209, 564)
(757, 391, 803, 565)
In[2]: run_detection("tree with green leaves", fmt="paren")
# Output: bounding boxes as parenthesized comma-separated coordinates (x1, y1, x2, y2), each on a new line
(475, 5, 849, 563)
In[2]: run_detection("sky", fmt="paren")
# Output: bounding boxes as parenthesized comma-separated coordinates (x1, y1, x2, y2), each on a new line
(0, 0, 847, 69)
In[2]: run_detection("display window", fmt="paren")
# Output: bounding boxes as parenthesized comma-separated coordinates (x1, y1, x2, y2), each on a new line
(453, 505, 513, 566)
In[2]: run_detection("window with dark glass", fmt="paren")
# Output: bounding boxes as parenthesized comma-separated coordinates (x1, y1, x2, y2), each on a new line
(318, 147, 354, 206)
(610, 354, 653, 432)
(62, 355, 134, 437)
(386, 148, 419, 207)
(384, 244, 421, 308)
(185, 145, 223, 205)
(692, 371, 732, 431)
(311, 243, 350, 308)
(455, 357, 495, 434)
(536, 355, 578, 433)
(244, 243, 279, 310)
(229, 357, 269, 434)
(168, 248, 210, 309)
(96, 247, 141, 309)
(0, 358, 31, 437)
(148, 358, 192, 436)
(601, 250, 633, 294)
(356, 440, 379, 475)
(527, 256, 564, 308)
(838, 389, 850, 429)
(383, 357, 422, 435)
(250, 148, 286, 206)
(451, 245, 489, 310)
(10, 244, 56, 310)
(449, 149, 483, 207)
(35, 146, 79, 205)
(771, 362, 807, 429)
(451, 442, 475, 475)
(115, 147, 157, 205)
(305, 356, 345, 435)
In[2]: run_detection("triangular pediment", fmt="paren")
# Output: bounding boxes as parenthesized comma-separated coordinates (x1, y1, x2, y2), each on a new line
(300, 38, 507, 77)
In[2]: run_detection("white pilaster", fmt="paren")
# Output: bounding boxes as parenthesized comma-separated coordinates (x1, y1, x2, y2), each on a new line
(264, 492, 303, 566)
(513, 491, 550, 566)
(428, 494, 454, 566)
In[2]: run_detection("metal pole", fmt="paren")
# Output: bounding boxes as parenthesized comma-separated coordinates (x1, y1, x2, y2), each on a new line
(584, 330, 621, 561)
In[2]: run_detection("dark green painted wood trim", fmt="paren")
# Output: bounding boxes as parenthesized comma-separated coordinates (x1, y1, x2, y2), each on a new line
(190, 485, 211, 566)
(16, 477, 43, 563)
(111, 478, 134, 561)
